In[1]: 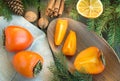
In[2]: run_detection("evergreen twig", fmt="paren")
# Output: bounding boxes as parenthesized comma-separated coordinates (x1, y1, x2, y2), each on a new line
(22, 0, 39, 8)
(107, 20, 116, 47)
(49, 52, 92, 81)
(65, 0, 80, 21)
(0, 0, 12, 20)
(87, 0, 120, 49)
(39, 0, 47, 15)
(0, 0, 40, 20)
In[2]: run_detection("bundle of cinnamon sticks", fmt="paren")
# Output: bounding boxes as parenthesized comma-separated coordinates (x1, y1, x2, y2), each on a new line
(46, 0, 65, 17)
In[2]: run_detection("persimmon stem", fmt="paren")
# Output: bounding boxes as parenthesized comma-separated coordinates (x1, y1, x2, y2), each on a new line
(100, 51, 106, 66)
(33, 61, 42, 77)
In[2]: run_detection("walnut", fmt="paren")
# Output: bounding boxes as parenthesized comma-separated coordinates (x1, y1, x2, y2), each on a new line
(38, 17, 49, 29)
(24, 11, 37, 22)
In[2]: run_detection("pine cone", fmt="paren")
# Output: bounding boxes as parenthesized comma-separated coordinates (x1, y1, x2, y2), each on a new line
(7, 0, 24, 15)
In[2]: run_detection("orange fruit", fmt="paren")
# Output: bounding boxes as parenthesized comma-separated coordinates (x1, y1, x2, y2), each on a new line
(76, 0, 103, 18)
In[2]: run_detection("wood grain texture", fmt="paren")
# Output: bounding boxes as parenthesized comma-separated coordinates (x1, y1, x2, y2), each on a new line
(47, 18, 120, 81)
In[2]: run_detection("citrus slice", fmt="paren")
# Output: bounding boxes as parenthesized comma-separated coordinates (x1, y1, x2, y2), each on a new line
(76, 0, 103, 18)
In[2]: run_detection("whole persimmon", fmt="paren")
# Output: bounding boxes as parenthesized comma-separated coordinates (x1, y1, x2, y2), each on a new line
(5, 25, 33, 52)
(12, 51, 43, 78)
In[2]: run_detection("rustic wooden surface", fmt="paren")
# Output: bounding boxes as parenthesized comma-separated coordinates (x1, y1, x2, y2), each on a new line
(47, 18, 120, 81)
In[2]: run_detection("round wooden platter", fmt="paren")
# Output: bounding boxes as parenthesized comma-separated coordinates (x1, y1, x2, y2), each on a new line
(47, 18, 120, 81)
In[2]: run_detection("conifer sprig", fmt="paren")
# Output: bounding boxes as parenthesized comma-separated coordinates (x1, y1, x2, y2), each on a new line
(0, 0, 40, 20)
(87, 0, 120, 49)
(49, 52, 92, 81)
(0, 0, 12, 20)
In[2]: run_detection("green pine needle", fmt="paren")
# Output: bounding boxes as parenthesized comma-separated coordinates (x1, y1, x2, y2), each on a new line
(65, 0, 81, 21)
(0, 0, 12, 20)
(38, 0, 48, 15)
(115, 5, 120, 18)
(65, 0, 78, 8)
(0, 0, 40, 20)
(22, 0, 39, 8)
(87, 0, 120, 49)
(107, 20, 116, 46)
(69, 9, 80, 20)
(39, 1, 47, 11)
(49, 52, 92, 81)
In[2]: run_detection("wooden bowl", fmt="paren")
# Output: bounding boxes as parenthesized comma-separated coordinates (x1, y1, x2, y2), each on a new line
(47, 18, 120, 81)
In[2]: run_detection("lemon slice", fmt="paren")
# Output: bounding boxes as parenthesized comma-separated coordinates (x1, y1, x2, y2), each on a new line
(76, 0, 103, 18)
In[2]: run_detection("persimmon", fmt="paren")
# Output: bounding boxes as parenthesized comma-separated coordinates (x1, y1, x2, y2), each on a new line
(12, 51, 43, 78)
(54, 19, 68, 45)
(74, 46, 105, 74)
(5, 25, 33, 52)
(62, 30, 77, 56)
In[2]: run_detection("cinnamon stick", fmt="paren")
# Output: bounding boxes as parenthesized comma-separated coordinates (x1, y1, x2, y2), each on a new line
(49, 9, 54, 17)
(46, 0, 55, 16)
(53, 0, 61, 16)
(46, 9, 50, 16)
(48, 0, 55, 9)
(58, 0, 64, 16)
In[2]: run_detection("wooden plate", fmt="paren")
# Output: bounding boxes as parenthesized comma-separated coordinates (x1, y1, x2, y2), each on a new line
(47, 18, 120, 81)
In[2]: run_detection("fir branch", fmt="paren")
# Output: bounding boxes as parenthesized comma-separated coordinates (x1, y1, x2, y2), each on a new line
(0, 0, 12, 20)
(69, 9, 80, 20)
(39, 0, 47, 15)
(115, 5, 120, 18)
(107, 20, 116, 46)
(101, 0, 110, 6)
(109, 0, 120, 5)
(65, 0, 78, 8)
(88, 6, 114, 36)
(65, 0, 81, 21)
(94, 15, 112, 36)
(107, 15, 120, 47)
(0, 0, 40, 20)
(49, 52, 92, 81)
(22, 0, 39, 8)
(87, 19, 95, 31)
(115, 18, 120, 45)
(39, 0, 47, 11)
(113, 18, 120, 46)
(114, 43, 120, 58)
(87, 0, 120, 48)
